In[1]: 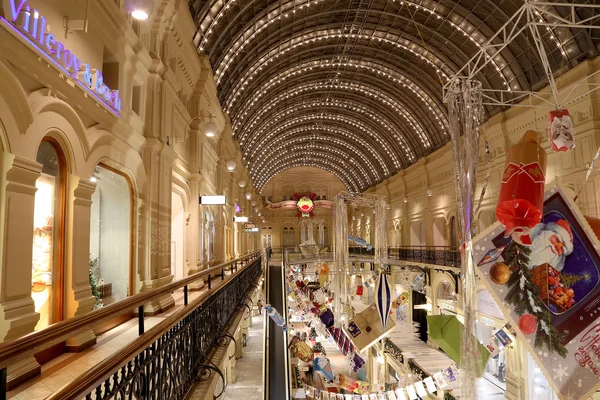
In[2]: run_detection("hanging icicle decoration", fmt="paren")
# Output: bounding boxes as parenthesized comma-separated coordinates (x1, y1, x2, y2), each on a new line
(446, 77, 484, 399)
(374, 200, 388, 266)
(334, 195, 349, 328)
(376, 271, 392, 330)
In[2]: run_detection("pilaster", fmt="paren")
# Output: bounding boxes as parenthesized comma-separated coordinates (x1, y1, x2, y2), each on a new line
(139, 138, 178, 314)
(64, 176, 97, 351)
(0, 154, 42, 387)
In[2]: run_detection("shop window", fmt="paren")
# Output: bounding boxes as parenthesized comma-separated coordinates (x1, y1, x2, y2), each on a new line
(437, 281, 457, 302)
(32, 140, 66, 330)
(89, 165, 132, 306)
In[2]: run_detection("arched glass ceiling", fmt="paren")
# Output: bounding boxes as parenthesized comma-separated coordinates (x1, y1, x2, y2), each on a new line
(188, 0, 598, 192)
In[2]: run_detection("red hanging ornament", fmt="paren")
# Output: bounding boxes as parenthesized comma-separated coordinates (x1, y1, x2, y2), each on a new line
(356, 275, 364, 296)
(518, 314, 537, 335)
(548, 109, 575, 152)
(496, 130, 547, 240)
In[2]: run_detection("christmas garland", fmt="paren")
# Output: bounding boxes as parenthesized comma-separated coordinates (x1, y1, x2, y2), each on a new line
(503, 240, 568, 357)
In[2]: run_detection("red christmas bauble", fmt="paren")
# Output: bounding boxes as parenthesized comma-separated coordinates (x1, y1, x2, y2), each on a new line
(518, 314, 537, 335)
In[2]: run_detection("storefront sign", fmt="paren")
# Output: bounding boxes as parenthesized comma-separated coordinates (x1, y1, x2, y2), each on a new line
(199, 195, 226, 205)
(439, 302, 455, 312)
(243, 223, 256, 230)
(233, 216, 248, 223)
(413, 303, 431, 311)
(1, 0, 122, 115)
(474, 186, 600, 399)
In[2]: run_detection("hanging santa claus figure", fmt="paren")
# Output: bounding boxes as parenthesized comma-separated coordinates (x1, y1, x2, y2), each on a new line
(527, 219, 574, 272)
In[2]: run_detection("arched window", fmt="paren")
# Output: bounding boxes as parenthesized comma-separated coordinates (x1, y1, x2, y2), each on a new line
(283, 227, 295, 247)
(89, 164, 133, 306)
(450, 216, 458, 248)
(32, 139, 67, 330)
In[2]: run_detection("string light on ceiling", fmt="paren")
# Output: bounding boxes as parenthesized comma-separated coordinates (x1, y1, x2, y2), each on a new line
(189, 0, 575, 194)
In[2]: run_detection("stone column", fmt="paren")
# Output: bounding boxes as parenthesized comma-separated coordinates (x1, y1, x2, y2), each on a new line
(504, 336, 526, 399)
(186, 174, 204, 290)
(0, 154, 42, 387)
(64, 176, 97, 351)
(139, 139, 177, 314)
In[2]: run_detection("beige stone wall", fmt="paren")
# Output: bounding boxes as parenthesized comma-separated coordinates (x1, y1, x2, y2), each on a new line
(0, 0, 256, 368)
(365, 57, 600, 248)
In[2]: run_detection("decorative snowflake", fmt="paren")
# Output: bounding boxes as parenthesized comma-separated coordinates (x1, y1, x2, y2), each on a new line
(553, 363, 568, 382)
(564, 391, 576, 400)
(313, 288, 328, 304)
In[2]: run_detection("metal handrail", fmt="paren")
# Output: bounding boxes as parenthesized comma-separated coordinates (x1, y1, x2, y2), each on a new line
(0, 251, 260, 370)
(44, 256, 262, 400)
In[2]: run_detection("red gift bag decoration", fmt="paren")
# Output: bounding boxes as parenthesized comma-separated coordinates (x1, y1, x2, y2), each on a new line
(496, 131, 547, 239)
(355, 275, 364, 296)
(548, 109, 575, 152)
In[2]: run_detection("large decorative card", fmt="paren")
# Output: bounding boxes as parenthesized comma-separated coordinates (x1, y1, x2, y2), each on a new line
(474, 185, 600, 399)
(345, 304, 396, 353)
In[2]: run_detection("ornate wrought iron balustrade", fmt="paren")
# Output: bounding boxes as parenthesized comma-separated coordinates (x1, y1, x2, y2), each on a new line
(82, 259, 262, 400)
(388, 246, 460, 267)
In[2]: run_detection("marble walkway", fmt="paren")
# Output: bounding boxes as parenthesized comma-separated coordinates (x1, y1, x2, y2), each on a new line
(222, 314, 265, 399)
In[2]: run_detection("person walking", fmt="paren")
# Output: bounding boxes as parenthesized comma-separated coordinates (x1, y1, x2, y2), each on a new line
(257, 299, 263, 314)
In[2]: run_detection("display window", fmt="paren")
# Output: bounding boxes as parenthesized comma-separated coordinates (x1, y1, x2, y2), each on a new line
(89, 164, 133, 307)
(32, 140, 66, 330)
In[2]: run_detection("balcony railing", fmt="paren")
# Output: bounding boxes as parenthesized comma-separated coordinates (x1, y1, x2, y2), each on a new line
(388, 246, 460, 267)
(0, 251, 262, 400)
(269, 245, 459, 267)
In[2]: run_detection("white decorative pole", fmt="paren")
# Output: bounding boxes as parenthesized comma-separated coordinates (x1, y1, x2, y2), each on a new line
(446, 78, 484, 398)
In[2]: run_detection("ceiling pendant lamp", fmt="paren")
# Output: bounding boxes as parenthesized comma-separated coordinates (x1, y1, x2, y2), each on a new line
(126, 0, 154, 20)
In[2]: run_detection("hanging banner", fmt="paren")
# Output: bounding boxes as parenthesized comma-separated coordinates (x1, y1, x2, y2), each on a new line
(474, 185, 600, 399)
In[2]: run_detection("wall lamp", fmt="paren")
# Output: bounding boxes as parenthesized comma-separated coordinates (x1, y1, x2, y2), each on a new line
(126, 0, 154, 20)
(181, 112, 218, 143)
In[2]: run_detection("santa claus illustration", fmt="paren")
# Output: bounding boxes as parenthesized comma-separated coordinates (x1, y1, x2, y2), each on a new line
(526, 219, 574, 272)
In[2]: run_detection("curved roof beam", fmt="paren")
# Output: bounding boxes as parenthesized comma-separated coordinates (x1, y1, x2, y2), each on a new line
(246, 122, 396, 177)
(226, 56, 447, 123)
(248, 126, 389, 182)
(253, 152, 366, 192)
(251, 138, 376, 187)
(239, 106, 409, 169)
(252, 152, 368, 191)
(211, 9, 518, 92)
(239, 91, 416, 160)
(231, 72, 446, 151)
(219, 31, 455, 101)
(236, 82, 432, 155)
